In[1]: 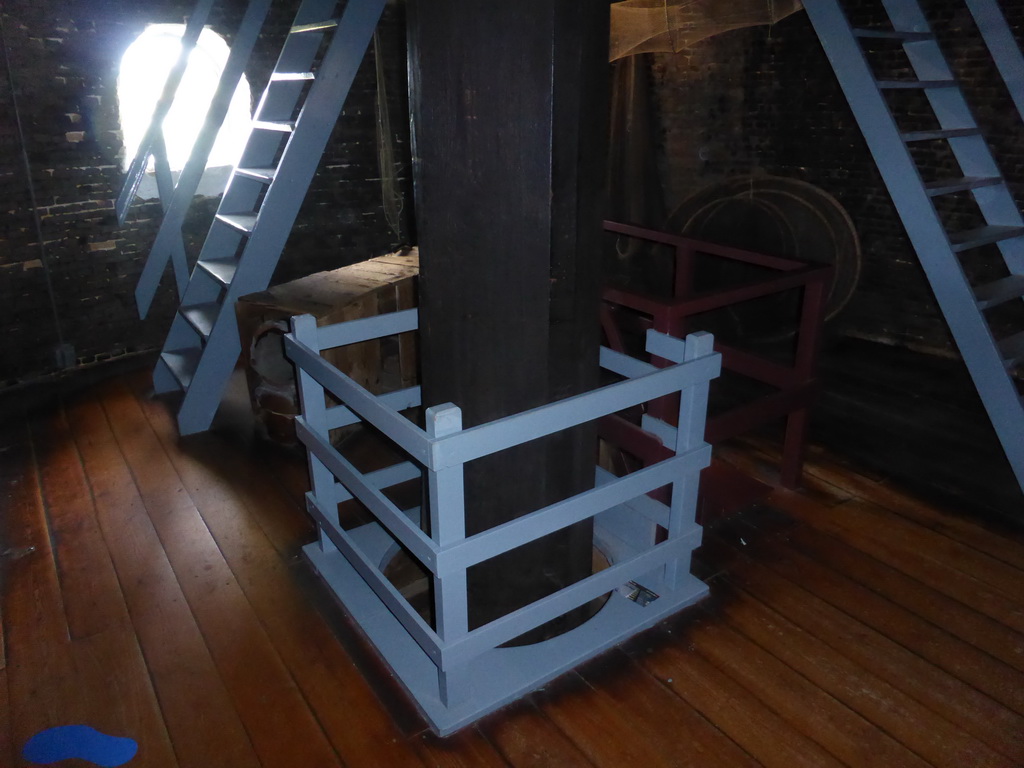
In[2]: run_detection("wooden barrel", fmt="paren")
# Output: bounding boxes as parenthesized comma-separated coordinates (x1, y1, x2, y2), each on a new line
(235, 248, 420, 447)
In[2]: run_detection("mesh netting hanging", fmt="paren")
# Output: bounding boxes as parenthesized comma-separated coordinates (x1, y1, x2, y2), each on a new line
(610, 0, 804, 61)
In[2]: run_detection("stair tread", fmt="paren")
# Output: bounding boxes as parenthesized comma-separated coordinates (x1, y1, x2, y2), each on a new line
(854, 28, 933, 41)
(948, 225, 1024, 252)
(291, 19, 338, 34)
(235, 167, 277, 183)
(877, 78, 957, 89)
(924, 175, 1003, 196)
(252, 120, 295, 133)
(997, 330, 1024, 370)
(180, 302, 220, 339)
(198, 258, 239, 286)
(271, 71, 315, 81)
(901, 127, 982, 142)
(217, 213, 257, 234)
(975, 275, 1024, 310)
(161, 348, 202, 390)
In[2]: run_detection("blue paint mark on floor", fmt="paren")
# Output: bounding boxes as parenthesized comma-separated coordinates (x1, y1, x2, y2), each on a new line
(23, 725, 137, 767)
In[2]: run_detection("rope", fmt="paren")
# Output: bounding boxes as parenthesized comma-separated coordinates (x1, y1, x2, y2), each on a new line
(0, 7, 68, 361)
(373, 29, 403, 240)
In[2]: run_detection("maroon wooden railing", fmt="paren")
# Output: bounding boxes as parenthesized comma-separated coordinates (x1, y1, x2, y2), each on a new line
(599, 220, 833, 489)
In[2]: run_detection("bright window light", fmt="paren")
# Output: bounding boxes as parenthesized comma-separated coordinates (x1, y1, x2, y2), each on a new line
(118, 24, 251, 180)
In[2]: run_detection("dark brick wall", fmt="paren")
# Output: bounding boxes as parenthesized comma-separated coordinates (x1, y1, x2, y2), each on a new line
(649, 0, 1024, 356)
(0, 0, 410, 388)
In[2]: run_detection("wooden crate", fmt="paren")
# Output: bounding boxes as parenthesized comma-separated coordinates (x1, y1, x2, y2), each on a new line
(235, 248, 419, 446)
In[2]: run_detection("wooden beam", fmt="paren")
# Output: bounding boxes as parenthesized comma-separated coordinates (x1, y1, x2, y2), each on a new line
(408, 0, 610, 634)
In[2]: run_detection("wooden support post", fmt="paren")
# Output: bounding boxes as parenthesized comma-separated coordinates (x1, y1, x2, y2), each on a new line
(408, 0, 610, 635)
(663, 331, 714, 589)
(426, 403, 470, 700)
(781, 274, 829, 489)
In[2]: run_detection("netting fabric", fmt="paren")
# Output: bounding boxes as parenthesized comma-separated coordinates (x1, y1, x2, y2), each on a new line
(610, 0, 804, 60)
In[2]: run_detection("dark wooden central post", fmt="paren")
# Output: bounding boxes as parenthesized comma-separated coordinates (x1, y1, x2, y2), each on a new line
(408, 1, 610, 634)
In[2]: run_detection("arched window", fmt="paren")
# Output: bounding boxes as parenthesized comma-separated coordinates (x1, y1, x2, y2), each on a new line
(118, 24, 251, 197)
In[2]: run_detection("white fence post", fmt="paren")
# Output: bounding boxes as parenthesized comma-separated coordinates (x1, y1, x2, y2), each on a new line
(293, 314, 338, 553)
(657, 330, 714, 589)
(426, 403, 468, 705)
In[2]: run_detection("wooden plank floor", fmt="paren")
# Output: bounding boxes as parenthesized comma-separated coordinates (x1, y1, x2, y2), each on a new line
(2, 367, 1023, 767)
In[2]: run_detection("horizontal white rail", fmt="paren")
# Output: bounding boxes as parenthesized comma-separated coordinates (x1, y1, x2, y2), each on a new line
(333, 460, 422, 503)
(594, 466, 670, 528)
(438, 445, 710, 572)
(316, 307, 419, 350)
(444, 530, 701, 660)
(430, 354, 720, 469)
(640, 413, 676, 446)
(287, 336, 432, 465)
(297, 417, 439, 570)
(305, 492, 443, 664)
(599, 345, 659, 378)
(326, 385, 422, 430)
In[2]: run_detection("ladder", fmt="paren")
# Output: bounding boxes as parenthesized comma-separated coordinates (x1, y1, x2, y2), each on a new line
(154, 0, 387, 435)
(115, 0, 215, 294)
(804, 0, 1024, 492)
(135, 0, 273, 316)
(963, 0, 1024, 124)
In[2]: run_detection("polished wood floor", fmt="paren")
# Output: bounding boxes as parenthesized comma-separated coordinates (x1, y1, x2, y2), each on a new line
(2, 367, 1023, 767)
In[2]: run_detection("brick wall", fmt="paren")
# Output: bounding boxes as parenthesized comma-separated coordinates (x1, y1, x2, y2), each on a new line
(6, 0, 1020, 385)
(0, 0, 410, 387)
(648, 0, 1024, 355)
